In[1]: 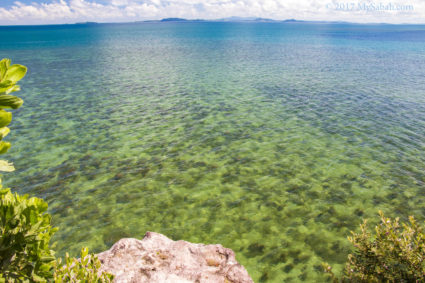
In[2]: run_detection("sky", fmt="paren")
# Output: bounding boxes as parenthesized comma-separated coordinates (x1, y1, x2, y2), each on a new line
(0, 0, 424, 25)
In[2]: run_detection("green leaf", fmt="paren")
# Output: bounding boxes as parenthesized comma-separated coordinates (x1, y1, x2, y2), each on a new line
(0, 59, 11, 82)
(81, 247, 89, 259)
(0, 141, 11, 154)
(39, 256, 55, 263)
(0, 110, 12, 128)
(4, 64, 27, 84)
(0, 95, 23, 109)
(31, 273, 45, 282)
(0, 80, 13, 89)
(0, 127, 10, 139)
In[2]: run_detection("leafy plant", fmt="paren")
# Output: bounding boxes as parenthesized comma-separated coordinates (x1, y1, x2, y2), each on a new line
(324, 211, 425, 282)
(54, 248, 113, 283)
(0, 58, 26, 172)
(0, 188, 57, 282)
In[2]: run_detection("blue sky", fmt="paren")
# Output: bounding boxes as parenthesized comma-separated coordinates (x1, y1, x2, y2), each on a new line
(0, 0, 424, 25)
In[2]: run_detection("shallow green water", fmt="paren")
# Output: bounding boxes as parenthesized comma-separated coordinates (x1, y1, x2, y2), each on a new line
(1, 22, 425, 281)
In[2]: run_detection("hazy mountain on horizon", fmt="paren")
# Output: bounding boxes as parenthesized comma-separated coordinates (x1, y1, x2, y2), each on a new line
(141, 17, 304, 23)
(218, 17, 276, 22)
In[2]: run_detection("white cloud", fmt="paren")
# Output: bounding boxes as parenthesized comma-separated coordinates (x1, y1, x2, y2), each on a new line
(0, 0, 424, 25)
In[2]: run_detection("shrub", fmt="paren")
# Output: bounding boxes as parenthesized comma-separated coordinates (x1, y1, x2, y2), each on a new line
(54, 248, 113, 283)
(324, 211, 425, 282)
(0, 188, 57, 282)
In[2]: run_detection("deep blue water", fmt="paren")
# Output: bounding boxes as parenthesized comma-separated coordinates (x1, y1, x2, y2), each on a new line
(1, 22, 425, 282)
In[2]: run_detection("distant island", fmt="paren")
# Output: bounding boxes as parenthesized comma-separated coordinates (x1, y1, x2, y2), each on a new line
(138, 17, 356, 24)
(75, 21, 100, 25)
(140, 18, 206, 23)
(137, 17, 308, 23)
(218, 17, 276, 22)
(72, 17, 375, 26)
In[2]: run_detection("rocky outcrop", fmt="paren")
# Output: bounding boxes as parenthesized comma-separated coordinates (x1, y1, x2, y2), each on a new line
(97, 231, 254, 283)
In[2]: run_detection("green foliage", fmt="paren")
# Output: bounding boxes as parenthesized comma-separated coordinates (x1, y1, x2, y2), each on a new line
(54, 248, 113, 283)
(0, 187, 114, 282)
(0, 187, 57, 282)
(324, 211, 425, 282)
(0, 58, 27, 171)
(0, 94, 24, 109)
(0, 110, 12, 128)
(0, 58, 27, 95)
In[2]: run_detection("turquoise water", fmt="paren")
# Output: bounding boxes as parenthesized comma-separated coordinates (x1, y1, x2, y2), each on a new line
(1, 22, 425, 281)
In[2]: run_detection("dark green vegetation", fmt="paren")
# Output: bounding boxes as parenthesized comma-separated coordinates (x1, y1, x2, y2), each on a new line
(0, 187, 112, 282)
(324, 211, 425, 282)
(0, 58, 24, 164)
(0, 59, 112, 282)
(54, 248, 113, 282)
(0, 188, 56, 281)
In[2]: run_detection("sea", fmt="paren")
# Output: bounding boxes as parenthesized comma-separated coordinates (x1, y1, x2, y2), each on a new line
(1, 21, 425, 282)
